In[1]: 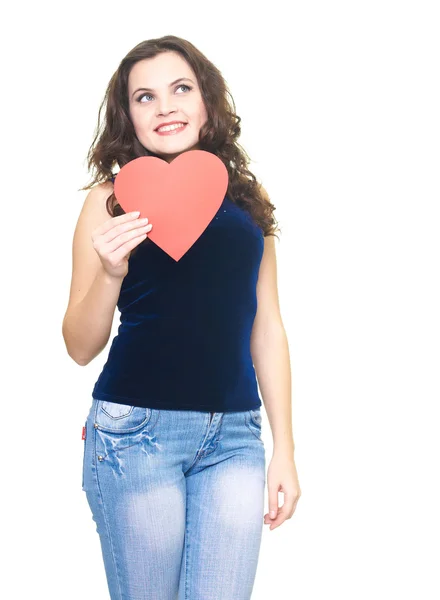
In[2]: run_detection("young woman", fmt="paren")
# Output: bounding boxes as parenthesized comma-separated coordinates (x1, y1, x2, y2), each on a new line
(63, 35, 301, 600)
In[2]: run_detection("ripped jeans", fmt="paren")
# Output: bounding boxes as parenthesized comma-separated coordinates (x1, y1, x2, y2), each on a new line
(82, 398, 266, 600)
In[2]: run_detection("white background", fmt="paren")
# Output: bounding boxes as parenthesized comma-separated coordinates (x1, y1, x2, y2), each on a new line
(2, 0, 439, 598)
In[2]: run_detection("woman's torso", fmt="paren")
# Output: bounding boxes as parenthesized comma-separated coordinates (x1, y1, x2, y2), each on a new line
(92, 176, 264, 412)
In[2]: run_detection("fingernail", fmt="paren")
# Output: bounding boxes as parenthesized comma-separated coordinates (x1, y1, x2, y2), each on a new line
(270, 510, 276, 518)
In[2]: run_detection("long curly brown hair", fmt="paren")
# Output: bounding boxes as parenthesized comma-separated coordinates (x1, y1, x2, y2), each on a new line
(80, 35, 280, 257)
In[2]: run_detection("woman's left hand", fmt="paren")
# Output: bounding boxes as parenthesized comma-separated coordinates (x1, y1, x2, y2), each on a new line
(264, 452, 301, 530)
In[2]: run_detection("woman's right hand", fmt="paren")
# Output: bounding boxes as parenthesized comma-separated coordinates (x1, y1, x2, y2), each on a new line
(91, 211, 153, 279)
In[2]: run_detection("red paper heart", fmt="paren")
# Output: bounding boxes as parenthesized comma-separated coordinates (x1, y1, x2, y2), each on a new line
(113, 150, 229, 261)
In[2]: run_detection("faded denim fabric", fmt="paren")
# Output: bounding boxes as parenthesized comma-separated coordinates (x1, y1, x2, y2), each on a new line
(82, 398, 266, 599)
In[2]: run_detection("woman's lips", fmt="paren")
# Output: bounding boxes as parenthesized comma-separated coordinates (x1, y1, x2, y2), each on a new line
(155, 123, 188, 136)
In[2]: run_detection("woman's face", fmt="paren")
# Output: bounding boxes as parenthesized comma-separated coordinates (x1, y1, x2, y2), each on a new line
(128, 52, 208, 163)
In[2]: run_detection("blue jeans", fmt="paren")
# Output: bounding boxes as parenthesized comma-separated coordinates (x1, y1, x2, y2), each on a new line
(82, 399, 266, 599)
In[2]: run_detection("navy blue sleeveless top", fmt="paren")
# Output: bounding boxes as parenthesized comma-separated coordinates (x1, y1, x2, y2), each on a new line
(92, 174, 264, 412)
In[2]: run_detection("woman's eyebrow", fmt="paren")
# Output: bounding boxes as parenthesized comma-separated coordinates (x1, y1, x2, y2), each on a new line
(131, 77, 195, 98)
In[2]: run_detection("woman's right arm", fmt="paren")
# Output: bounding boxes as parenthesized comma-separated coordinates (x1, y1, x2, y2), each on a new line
(62, 183, 152, 365)
(62, 266, 124, 366)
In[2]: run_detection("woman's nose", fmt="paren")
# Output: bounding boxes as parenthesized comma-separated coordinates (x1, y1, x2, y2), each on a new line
(157, 99, 177, 116)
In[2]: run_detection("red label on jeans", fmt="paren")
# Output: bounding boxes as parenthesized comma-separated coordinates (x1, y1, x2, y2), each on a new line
(82, 425, 86, 440)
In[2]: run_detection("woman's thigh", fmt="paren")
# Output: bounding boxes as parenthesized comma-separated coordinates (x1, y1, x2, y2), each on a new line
(180, 409, 266, 600)
(82, 399, 188, 600)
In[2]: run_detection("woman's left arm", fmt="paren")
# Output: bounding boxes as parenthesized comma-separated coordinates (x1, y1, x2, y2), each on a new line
(250, 226, 301, 530)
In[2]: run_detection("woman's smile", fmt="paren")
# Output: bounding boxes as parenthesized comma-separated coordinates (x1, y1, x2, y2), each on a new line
(155, 123, 188, 136)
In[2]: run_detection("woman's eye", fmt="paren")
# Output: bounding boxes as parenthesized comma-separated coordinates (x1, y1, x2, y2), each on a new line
(137, 84, 192, 103)
(138, 93, 154, 103)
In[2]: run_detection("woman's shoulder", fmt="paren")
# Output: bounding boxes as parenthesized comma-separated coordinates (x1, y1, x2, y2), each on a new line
(81, 179, 115, 225)
(94, 176, 115, 197)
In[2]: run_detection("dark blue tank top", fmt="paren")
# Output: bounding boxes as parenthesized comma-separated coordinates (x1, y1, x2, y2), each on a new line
(92, 175, 264, 412)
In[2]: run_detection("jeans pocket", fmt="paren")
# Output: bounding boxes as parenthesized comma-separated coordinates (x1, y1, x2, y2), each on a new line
(95, 400, 153, 434)
(245, 408, 263, 441)
(94, 400, 159, 457)
(249, 408, 262, 427)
